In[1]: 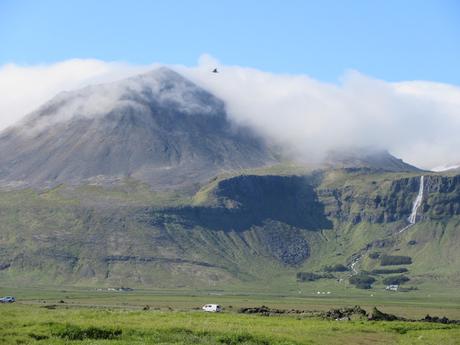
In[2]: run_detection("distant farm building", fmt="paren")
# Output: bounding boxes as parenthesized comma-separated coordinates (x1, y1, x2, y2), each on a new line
(385, 284, 399, 291)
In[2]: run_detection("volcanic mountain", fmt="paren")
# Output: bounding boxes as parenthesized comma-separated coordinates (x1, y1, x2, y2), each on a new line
(323, 149, 421, 172)
(0, 67, 274, 189)
(0, 68, 458, 290)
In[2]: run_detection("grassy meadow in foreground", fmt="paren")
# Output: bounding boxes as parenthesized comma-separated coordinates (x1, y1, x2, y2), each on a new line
(1, 287, 460, 345)
(1, 304, 460, 345)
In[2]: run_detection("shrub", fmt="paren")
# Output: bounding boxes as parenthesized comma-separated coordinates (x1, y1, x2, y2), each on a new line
(53, 325, 122, 340)
(218, 333, 270, 345)
(323, 264, 348, 272)
(354, 282, 373, 289)
(28, 333, 49, 340)
(368, 252, 380, 259)
(296, 272, 334, 282)
(398, 286, 418, 292)
(382, 275, 410, 285)
(370, 268, 408, 274)
(380, 255, 412, 266)
(296, 272, 322, 281)
(349, 274, 375, 289)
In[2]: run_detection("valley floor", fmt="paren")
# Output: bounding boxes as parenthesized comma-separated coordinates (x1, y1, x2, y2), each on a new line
(1, 287, 460, 345)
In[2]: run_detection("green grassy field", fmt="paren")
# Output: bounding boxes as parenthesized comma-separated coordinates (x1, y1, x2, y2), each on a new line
(1, 287, 460, 345)
(1, 303, 459, 345)
(1, 169, 459, 344)
(2, 285, 460, 318)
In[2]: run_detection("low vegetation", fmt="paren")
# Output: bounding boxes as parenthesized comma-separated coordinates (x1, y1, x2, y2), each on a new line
(323, 264, 348, 272)
(1, 303, 459, 345)
(349, 274, 376, 289)
(52, 324, 122, 340)
(368, 252, 380, 259)
(370, 268, 408, 274)
(296, 272, 334, 282)
(382, 275, 411, 285)
(380, 255, 413, 266)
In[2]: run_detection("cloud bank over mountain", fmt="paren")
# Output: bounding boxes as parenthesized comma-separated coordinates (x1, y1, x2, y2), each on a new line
(1, 55, 459, 170)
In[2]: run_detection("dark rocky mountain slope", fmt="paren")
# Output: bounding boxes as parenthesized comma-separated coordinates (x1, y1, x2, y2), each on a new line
(0, 67, 274, 189)
(0, 68, 458, 290)
(324, 149, 421, 172)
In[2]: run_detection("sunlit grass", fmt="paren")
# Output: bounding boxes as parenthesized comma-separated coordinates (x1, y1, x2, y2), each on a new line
(0, 304, 459, 345)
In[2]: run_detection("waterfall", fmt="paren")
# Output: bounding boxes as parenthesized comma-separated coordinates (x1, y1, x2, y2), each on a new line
(408, 175, 424, 224)
(350, 256, 361, 274)
(399, 175, 424, 233)
(350, 175, 425, 275)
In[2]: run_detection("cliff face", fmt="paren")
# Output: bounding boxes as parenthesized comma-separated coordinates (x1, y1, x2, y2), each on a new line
(0, 171, 459, 288)
(141, 172, 460, 238)
(318, 173, 460, 225)
(423, 175, 460, 218)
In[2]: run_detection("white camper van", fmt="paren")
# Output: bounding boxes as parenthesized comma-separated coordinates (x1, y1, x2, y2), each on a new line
(202, 304, 222, 312)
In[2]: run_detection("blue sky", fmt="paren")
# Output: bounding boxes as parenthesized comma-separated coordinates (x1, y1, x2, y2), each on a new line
(1, 0, 459, 84)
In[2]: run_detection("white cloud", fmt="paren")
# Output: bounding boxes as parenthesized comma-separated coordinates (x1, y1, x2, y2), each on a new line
(0, 59, 155, 130)
(177, 56, 460, 170)
(0, 55, 459, 170)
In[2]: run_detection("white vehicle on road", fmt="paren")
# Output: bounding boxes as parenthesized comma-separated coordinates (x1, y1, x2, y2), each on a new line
(202, 304, 222, 312)
(0, 296, 15, 303)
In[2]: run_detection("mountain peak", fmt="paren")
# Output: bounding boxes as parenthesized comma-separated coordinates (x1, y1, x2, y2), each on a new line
(0, 69, 275, 189)
(140, 66, 185, 80)
(324, 148, 421, 172)
(14, 67, 221, 132)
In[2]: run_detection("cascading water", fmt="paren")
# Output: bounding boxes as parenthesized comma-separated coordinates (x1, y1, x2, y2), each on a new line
(350, 256, 361, 274)
(349, 175, 425, 275)
(399, 175, 424, 233)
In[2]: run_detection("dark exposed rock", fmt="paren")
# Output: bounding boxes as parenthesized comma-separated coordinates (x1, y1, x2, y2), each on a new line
(322, 306, 367, 320)
(238, 305, 308, 316)
(324, 151, 420, 172)
(421, 314, 460, 324)
(238, 305, 274, 316)
(254, 223, 310, 265)
(0, 263, 10, 270)
(237, 304, 460, 324)
(425, 175, 460, 193)
(368, 307, 402, 321)
(0, 68, 274, 189)
(318, 174, 460, 224)
(144, 175, 332, 235)
(423, 175, 460, 218)
(103, 255, 220, 268)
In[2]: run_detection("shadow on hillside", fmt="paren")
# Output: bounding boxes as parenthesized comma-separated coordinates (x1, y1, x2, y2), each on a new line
(148, 175, 333, 232)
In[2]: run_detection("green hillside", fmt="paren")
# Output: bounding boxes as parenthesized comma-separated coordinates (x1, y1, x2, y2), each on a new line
(0, 167, 459, 293)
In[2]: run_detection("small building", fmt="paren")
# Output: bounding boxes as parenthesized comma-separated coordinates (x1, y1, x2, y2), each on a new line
(385, 284, 399, 291)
